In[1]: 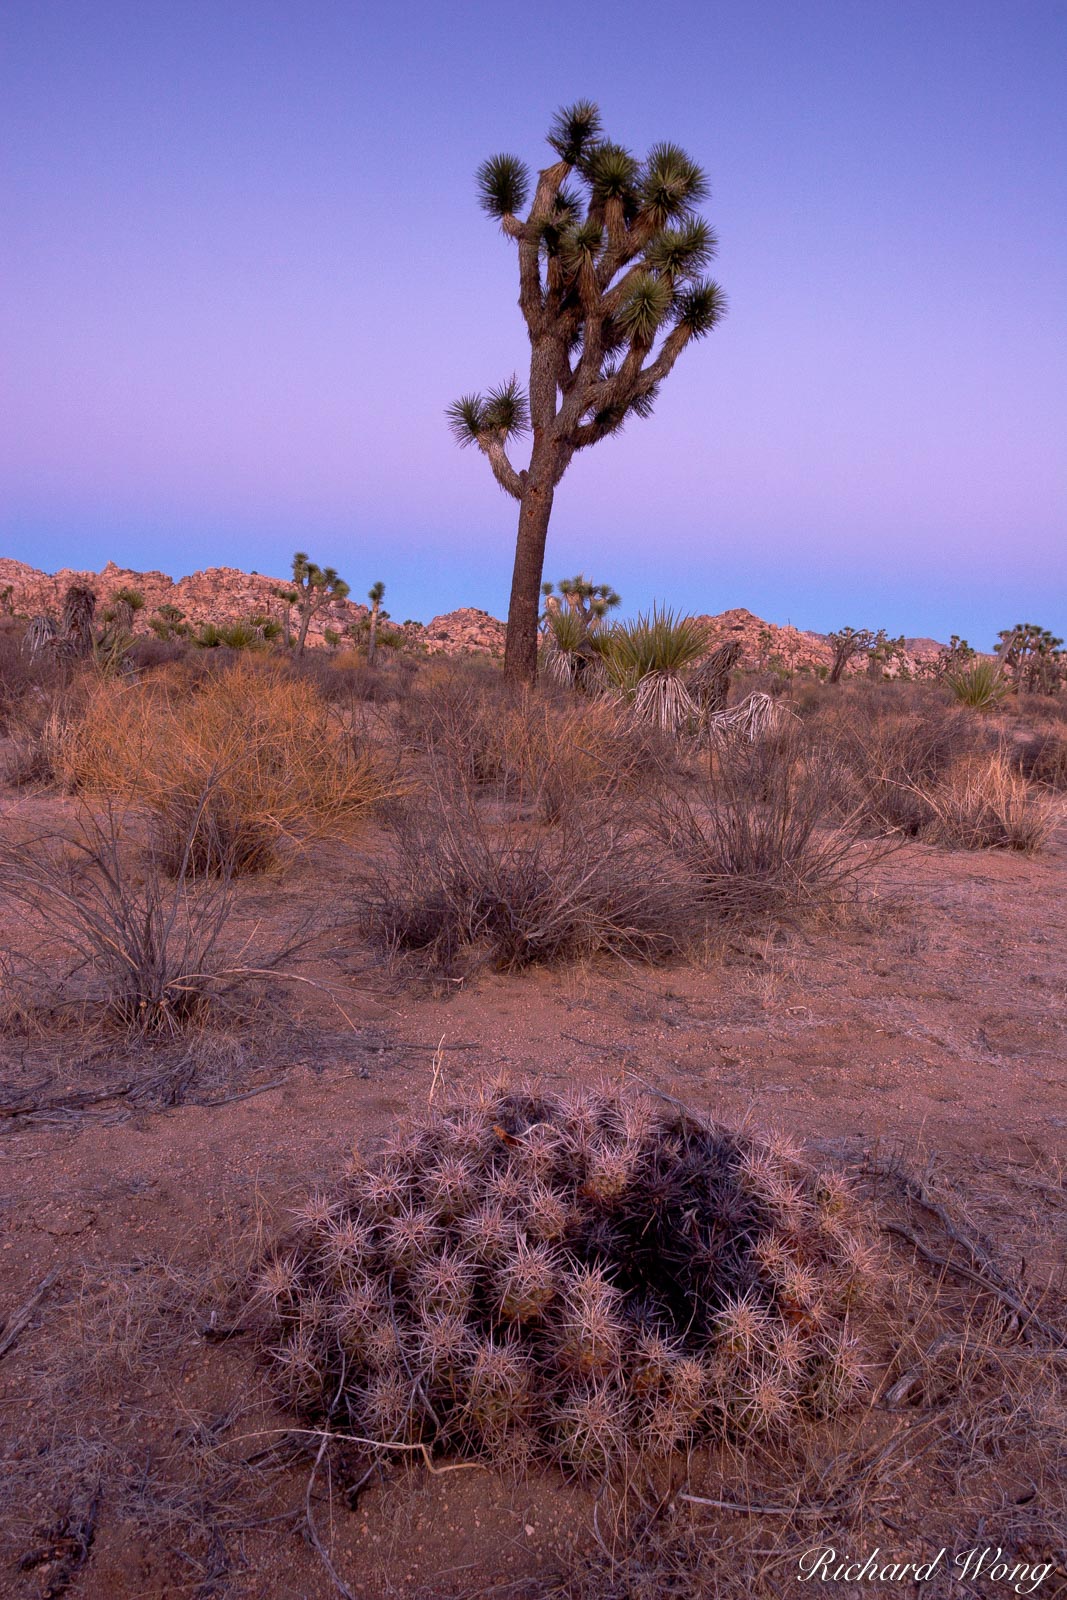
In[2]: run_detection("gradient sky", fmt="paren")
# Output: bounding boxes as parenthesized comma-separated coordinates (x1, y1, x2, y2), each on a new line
(2, 0, 1065, 645)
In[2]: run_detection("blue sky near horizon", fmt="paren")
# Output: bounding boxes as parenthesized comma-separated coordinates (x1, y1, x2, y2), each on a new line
(2, 0, 1065, 647)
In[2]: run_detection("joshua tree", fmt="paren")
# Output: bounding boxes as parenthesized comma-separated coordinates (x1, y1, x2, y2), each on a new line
(367, 580, 386, 666)
(826, 627, 874, 684)
(544, 574, 621, 625)
(291, 553, 349, 657)
(270, 585, 299, 647)
(996, 623, 1065, 694)
(448, 101, 725, 686)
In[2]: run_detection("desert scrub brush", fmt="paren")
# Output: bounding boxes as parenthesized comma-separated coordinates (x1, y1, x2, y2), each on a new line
(256, 1080, 885, 1482)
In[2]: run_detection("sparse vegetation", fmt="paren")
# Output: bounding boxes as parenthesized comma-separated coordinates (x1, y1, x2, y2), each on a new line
(650, 731, 886, 920)
(41, 660, 393, 873)
(0, 604, 1063, 1600)
(364, 774, 691, 977)
(0, 803, 309, 1034)
(922, 751, 1061, 854)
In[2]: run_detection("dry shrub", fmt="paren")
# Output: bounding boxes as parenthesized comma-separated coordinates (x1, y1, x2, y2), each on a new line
(289, 647, 418, 705)
(401, 684, 673, 819)
(363, 778, 691, 975)
(831, 703, 984, 836)
(0, 806, 312, 1034)
(47, 659, 393, 872)
(651, 733, 885, 922)
(1014, 730, 1067, 791)
(253, 1083, 878, 1482)
(0, 622, 53, 733)
(922, 752, 1062, 853)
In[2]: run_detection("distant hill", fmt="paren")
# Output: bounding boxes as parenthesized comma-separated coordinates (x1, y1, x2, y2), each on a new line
(0, 559, 946, 672)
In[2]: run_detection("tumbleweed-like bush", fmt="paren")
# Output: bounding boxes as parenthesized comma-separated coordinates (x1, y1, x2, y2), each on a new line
(45, 659, 394, 873)
(921, 751, 1062, 854)
(649, 732, 887, 922)
(254, 1083, 879, 1481)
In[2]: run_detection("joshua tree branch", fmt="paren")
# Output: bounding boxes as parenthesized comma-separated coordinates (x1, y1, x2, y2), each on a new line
(478, 435, 525, 499)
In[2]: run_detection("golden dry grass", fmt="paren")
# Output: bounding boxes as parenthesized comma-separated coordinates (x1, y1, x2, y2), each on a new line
(46, 660, 397, 870)
(923, 750, 1063, 853)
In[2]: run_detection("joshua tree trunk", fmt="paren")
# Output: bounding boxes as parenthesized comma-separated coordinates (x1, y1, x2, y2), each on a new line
(504, 456, 556, 685)
(367, 603, 379, 665)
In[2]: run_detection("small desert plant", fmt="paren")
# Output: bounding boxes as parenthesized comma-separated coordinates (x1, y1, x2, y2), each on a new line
(650, 734, 883, 921)
(405, 682, 672, 816)
(921, 752, 1061, 853)
(0, 803, 307, 1034)
(363, 778, 692, 976)
(946, 658, 1011, 710)
(541, 605, 609, 694)
(1014, 731, 1067, 791)
(601, 608, 708, 733)
(254, 1083, 878, 1482)
(831, 703, 983, 836)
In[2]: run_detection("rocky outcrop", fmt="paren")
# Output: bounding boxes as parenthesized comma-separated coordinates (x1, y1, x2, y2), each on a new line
(423, 608, 506, 658)
(694, 607, 944, 678)
(0, 557, 372, 647)
(0, 558, 946, 669)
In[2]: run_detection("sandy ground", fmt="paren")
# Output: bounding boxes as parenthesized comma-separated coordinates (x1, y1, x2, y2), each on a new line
(0, 803, 1064, 1597)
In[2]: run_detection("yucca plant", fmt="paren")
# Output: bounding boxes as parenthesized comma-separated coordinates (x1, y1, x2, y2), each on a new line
(601, 607, 707, 733)
(541, 606, 609, 693)
(946, 657, 1011, 710)
(448, 102, 726, 686)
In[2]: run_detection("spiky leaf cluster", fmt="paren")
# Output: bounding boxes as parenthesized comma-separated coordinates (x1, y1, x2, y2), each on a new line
(450, 102, 727, 492)
(255, 1084, 878, 1481)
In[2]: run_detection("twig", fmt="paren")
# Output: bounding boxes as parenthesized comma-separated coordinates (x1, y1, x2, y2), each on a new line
(562, 1033, 620, 1055)
(0, 1083, 133, 1118)
(625, 1073, 707, 1122)
(862, 1154, 1067, 1346)
(677, 1492, 845, 1518)
(202, 1076, 291, 1108)
(0, 1266, 61, 1360)
(427, 1033, 447, 1106)
(881, 1221, 1066, 1347)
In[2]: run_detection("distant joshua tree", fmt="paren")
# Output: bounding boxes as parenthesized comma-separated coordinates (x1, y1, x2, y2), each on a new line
(290, 553, 349, 657)
(366, 580, 386, 666)
(996, 623, 1065, 695)
(542, 574, 621, 627)
(826, 627, 874, 684)
(448, 101, 725, 686)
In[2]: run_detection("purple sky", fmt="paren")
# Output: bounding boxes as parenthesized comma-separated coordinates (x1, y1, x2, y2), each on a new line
(2, 0, 1065, 646)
